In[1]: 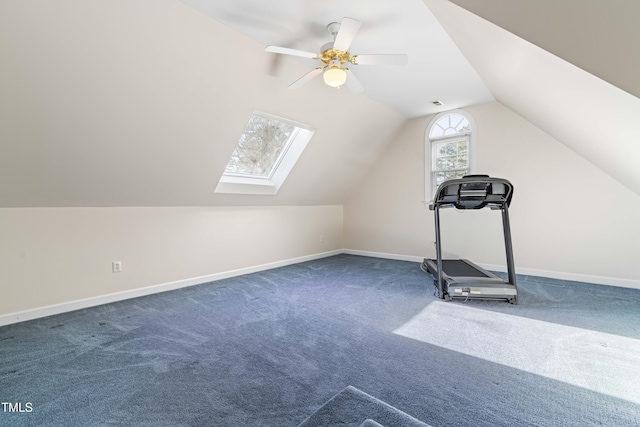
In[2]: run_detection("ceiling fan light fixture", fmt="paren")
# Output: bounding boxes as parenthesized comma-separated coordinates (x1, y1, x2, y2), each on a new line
(266, 17, 407, 92)
(323, 66, 347, 88)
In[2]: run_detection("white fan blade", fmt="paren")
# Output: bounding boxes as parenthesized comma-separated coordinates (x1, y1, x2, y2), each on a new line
(265, 46, 318, 59)
(344, 69, 364, 93)
(288, 67, 324, 89)
(352, 54, 408, 66)
(333, 17, 361, 51)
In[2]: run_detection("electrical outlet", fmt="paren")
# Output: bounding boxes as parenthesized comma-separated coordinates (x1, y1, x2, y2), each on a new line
(112, 261, 122, 273)
(320, 234, 325, 243)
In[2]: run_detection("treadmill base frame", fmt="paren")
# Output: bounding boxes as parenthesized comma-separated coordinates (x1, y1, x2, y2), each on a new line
(424, 258, 518, 305)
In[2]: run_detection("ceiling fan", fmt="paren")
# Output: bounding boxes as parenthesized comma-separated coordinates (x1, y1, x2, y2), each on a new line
(265, 17, 408, 93)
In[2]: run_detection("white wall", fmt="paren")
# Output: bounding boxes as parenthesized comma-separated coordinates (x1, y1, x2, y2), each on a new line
(0, 205, 342, 320)
(344, 101, 640, 288)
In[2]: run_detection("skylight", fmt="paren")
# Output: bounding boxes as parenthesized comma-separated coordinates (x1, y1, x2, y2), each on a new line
(215, 112, 315, 195)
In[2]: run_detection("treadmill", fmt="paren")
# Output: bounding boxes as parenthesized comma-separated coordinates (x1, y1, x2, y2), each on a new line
(424, 175, 518, 304)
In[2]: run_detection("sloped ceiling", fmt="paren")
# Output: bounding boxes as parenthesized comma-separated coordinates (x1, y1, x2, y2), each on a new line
(0, 0, 407, 207)
(448, 0, 640, 99)
(1, 0, 639, 208)
(179, 0, 494, 118)
(423, 0, 640, 197)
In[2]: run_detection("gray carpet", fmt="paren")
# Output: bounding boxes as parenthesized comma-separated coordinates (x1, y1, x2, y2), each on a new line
(297, 385, 431, 427)
(1, 254, 640, 426)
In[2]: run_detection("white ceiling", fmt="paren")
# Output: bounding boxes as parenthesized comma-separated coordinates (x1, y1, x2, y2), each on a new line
(177, 0, 640, 196)
(1, 0, 638, 207)
(180, 0, 494, 118)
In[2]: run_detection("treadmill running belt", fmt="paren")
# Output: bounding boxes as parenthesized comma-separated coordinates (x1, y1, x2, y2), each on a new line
(440, 260, 489, 278)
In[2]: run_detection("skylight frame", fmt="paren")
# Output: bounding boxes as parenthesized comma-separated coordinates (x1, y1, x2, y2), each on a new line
(215, 111, 315, 195)
(222, 127, 300, 181)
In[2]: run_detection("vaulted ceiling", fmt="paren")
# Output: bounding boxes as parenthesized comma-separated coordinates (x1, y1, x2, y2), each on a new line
(426, 0, 640, 196)
(0, 0, 638, 208)
(179, 0, 495, 118)
(448, 0, 640, 100)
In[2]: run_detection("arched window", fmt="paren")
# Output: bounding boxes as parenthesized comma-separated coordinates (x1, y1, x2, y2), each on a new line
(425, 109, 476, 201)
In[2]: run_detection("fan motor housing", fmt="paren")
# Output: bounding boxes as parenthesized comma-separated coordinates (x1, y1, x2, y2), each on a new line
(319, 43, 353, 64)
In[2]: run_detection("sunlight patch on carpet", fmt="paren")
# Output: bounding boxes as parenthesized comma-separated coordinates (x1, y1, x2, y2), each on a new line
(393, 302, 640, 405)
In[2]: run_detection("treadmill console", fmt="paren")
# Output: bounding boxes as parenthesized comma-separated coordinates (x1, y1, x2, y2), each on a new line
(429, 174, 513, 210)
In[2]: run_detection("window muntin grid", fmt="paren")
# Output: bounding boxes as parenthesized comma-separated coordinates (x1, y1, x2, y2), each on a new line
(426, 111, 475, 201)
(432, 136, 470, 195)
(429, 113, 471, 139)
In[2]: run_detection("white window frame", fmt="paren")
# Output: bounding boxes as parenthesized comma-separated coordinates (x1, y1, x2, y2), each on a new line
(215, 111, 315, 195)
(424, 109, 476, 204)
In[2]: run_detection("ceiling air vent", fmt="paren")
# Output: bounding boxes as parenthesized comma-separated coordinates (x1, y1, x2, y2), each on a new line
(431, 100, 444, 106)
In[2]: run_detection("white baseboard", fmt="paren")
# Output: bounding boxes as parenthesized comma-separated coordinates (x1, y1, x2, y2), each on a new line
(342, 249, 423, 263)
(0, 250, 342, 327)
(344, 249, 640, 290)
(478, 262, 640, 290)
(3, 248, 638, 327)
